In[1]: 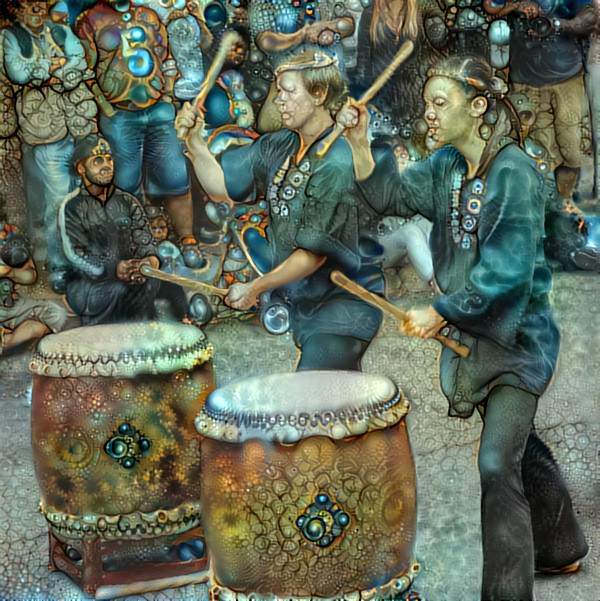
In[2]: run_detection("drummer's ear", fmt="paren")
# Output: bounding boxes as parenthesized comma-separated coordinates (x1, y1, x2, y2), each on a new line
(469, 95, 488, 118)
(76, 160, 86, 177)
(311, 84, 328, 106)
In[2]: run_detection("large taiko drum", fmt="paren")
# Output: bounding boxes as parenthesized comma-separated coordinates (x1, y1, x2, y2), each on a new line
(196, 371, 419, 600)
(30, 322, 214, 597)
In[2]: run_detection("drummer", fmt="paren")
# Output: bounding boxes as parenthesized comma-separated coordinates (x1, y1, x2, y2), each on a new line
(176, 51, 383, 371)
(58, 135, 189, 325)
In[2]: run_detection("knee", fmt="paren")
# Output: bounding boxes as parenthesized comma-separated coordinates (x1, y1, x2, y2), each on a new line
(478, 445, 517, 481)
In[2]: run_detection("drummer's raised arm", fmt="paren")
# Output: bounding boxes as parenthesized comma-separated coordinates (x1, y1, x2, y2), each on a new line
(337, 99, 376, 181)
(175, 102, 232, 205)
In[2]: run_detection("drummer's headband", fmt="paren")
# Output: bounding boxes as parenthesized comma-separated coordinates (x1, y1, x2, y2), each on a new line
(274, 52, 339, 77)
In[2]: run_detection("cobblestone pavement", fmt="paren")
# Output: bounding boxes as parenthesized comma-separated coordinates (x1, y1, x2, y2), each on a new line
(0, 270, 597, 601)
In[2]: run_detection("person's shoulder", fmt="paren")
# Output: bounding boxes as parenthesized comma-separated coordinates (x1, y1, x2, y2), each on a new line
(492, 142, 538, 173)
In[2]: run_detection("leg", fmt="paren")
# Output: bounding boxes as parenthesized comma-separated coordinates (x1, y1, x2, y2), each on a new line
(2, 319, 50, 352)
(99, 111, 145, 198)
(297, 333, 368, 371)
(142, 103, 203, 267)
(522, 434, 589, 570)
(551, 75, 585, 198)
(21, 139, 76, 268)
(478, 385, 537, 601)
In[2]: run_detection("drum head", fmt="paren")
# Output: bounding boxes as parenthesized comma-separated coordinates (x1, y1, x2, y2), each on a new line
(196, 370, 408, 443)
(30, 321, 212, 378)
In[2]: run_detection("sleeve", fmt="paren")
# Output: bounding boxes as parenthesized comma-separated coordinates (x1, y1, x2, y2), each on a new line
(59, 194, 110, 279)
(0, 33, 18, 139)
(356, 144, 438, 221)
(220, 131, 292, 203)
(434, 158, 543, 347)
(50, 25, 89, 90)
(74, 13, 98, 69)
(2, 30, 51, 85)
(294, 144, 363, 272)
(127, 193, 158, 258)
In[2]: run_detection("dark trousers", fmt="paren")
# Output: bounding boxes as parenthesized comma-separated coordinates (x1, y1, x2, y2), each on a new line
(296, 333, 369, 371)
(479, 386, 588, 601)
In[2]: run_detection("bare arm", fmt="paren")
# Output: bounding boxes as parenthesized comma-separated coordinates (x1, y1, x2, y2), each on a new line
(175, 102, 232, 204)
(226, 249, 326, 310)
(483, 0, 543, 18)
(2, 258, 37, 286)
(555, 7, 598, 35)
(337, 99, 376, 180)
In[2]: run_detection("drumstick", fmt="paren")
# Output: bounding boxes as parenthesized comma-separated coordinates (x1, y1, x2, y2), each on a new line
(177, 30, 241, 138)
(140, 265, 229, 299)
(330, 270, 470, 358)
(316, 40, 415, 159)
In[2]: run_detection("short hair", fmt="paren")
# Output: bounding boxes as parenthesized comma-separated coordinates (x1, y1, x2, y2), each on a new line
(275, 51, 348, 115)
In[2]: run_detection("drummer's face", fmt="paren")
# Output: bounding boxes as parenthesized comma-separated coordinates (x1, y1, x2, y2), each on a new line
(424, 76, 474, 150)
(80, 154, 115, 187)
(274, 71, 318, 133)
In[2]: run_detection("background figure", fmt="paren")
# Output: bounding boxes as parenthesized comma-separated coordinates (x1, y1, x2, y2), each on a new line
(59, 134, 175, 325)
(1, 0, 97, 286)
(75, 0, 204, 268)
(484, 0, 590, 199)
(0, 231, 70, 355)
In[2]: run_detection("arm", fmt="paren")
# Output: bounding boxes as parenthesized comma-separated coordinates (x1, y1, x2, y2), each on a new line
(175, 103, 232, 203)
(434, 158, 542, 347)
(554, 7, 598, 35)
(59, 194, 109, 279)
(74, 13, 98, 70)
(48, 25, 89, 89)
(226, 249, 326, 310)
(2, 30, 51, 85)
(483, 0, 543, 18)
(0, 258, 37, 286)
(338, 99, 437, 219)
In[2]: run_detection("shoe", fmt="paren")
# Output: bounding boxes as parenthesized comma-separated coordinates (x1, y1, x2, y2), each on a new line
(570, 246, 600, 271)
(536, 548, 589, 575)
(536, 559, 581, 574)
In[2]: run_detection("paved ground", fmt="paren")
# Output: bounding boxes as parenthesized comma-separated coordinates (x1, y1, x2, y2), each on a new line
(0, 268, 597, 601)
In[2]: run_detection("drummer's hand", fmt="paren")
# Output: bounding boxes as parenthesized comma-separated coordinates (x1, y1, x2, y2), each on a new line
(225, 281, 260, 311)
(405, 305, 445, 339)
(337, 98, 369, 145)
(175, 102, 205, 149)
(116, 259, 136, 282)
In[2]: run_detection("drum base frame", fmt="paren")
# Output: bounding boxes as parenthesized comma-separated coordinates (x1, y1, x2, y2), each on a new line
(48, 525, 209, 597)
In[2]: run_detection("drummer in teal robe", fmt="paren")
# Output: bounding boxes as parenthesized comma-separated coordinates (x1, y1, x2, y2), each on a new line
(339, 54, 588, 601)
(176, 51, 383, 371)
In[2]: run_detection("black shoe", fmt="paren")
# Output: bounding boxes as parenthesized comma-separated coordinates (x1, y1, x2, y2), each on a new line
(570, 246, 600, 271)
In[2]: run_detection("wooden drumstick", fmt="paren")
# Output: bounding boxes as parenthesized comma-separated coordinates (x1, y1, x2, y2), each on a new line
(316, 40, 415, 159)
(330, 270, 470, 358)
(177, 29, 241, 138)
(140, 265, 229, 299)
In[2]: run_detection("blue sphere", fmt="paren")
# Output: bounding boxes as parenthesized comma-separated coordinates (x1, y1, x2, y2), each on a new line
(128, 50, 154, 78)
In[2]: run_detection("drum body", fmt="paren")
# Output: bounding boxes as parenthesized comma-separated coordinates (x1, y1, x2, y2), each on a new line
(197, 371, 417, 599)
(30, 322, 214, 596)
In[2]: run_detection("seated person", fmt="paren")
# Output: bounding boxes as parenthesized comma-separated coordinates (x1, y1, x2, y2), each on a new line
(0, 231, 69, 354)
(59, 135, 188, 325)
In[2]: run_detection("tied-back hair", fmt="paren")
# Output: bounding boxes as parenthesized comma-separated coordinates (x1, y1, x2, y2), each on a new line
(428, 54, 523, 147)
(370, 0, 420, 46)
(275, 51, 348, 116)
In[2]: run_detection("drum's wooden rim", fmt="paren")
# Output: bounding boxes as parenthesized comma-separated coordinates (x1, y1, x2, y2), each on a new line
(196, 371, 409, 443)
(29, 322, 212, 378)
